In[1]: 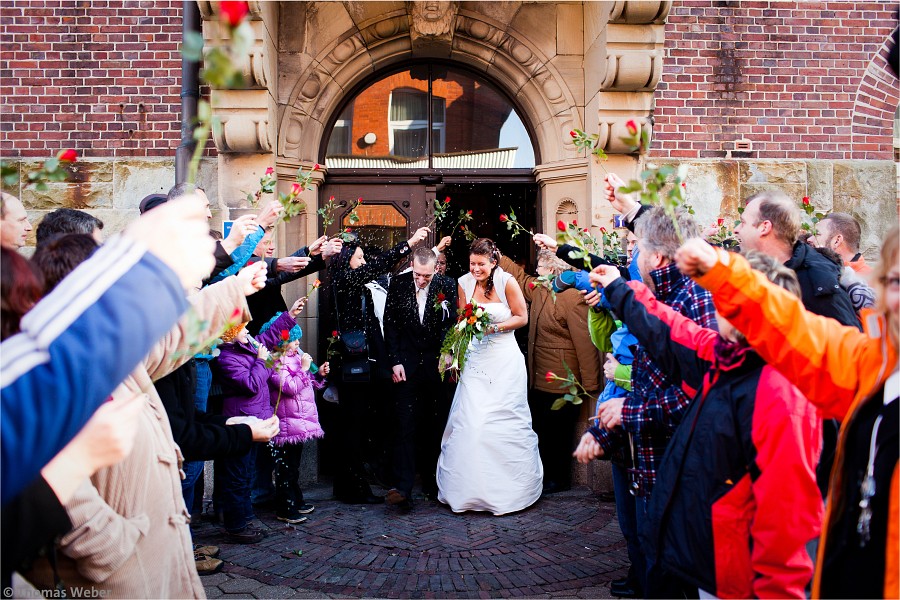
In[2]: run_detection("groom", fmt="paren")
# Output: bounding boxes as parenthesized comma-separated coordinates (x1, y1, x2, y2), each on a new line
(383, 246, 458, 510)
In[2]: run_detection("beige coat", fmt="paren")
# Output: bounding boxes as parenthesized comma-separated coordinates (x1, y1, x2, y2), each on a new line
(500, 257, 602, 394)
(25, 276, 251, 599)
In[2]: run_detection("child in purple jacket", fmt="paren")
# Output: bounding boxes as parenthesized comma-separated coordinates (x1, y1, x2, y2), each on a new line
(213, 311, 296, 543)
(258, 314, 329, 523)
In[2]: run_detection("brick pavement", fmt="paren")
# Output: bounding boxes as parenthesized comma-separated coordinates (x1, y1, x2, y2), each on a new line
(193, 484, 627, 599)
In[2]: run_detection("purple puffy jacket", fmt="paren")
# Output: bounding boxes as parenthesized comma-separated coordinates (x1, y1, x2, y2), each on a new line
(268, 351, 325, 446)
(216, 311, 298, 419)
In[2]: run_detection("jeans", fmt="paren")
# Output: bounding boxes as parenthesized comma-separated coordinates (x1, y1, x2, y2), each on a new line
(251, 443, 275, 503)
(215, 443, 258, 532)
(182, 359, 213, 511)
(612, 463, 645, 592)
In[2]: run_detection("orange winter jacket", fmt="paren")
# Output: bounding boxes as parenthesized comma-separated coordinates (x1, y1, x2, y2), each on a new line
(694, 250, 899, 600)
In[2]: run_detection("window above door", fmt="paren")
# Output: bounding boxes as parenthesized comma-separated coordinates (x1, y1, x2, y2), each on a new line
(324, 64, 536, 170)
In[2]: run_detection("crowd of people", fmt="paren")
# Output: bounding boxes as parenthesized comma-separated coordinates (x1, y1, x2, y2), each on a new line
(0, 169, 896, 599)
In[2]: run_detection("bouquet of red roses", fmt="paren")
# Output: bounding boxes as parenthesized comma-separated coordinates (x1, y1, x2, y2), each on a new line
(438, 300, 492, 380)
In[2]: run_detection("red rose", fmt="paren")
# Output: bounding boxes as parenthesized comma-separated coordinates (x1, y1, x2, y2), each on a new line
(570, 130, 577, 138)
(219, 0, 249, 27)
(528, 282, 535, 289)
(265, 166, 274, 175)
(230, 308, 242, 320)
(444, 197, 451, 204)
(460, 225, 466, 231)
(600, 227, 607, 233)
(329, 195, 335, 201)
(572, 219, 577, 226)
(625, 120, 638, 136)
(717, 218, 725, 226)
(557, 220, 566, 232)
(437, 292, 446, 302)
(331, 330, 338, 337)
(357, 197, 363, 204)
(281, 329, 290, 341)
(802, 196, 810, 205)
(681, 182, 686, 188)
(313, 163, 320, 171)
(499, 214, 508, 222)
(466, 210, 472, 215)
(344, 227, 352, 233)
(545, 371, 556, 383)
(58, 149, 77, 162)
(291, 182, 302, 195)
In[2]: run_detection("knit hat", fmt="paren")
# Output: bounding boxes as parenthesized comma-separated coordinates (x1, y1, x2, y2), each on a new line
(258, 313, 302, 343)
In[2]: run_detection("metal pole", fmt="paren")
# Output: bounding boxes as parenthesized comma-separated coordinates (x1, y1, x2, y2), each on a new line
(175, 0, 202, 185)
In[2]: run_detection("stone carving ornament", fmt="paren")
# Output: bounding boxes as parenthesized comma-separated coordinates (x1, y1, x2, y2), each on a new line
(409, 1, 458, 37)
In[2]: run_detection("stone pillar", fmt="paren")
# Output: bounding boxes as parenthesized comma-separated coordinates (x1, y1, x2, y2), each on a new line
(199, 1, 279, 218)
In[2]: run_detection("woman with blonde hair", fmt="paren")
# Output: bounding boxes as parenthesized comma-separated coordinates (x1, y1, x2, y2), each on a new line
(674, 225, 898, 598)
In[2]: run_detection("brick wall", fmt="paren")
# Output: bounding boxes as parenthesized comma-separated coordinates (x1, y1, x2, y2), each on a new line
(0, 0, 185, 158)
(652, 0, 899, 160)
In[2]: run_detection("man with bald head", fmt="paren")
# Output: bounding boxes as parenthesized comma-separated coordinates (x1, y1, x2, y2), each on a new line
(0, 193, 33, 249)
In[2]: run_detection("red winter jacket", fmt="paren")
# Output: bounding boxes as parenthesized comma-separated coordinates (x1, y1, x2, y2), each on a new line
(605, 278, 823, 598)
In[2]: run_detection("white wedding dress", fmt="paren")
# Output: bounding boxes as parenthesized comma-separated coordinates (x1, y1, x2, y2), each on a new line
(436, 268, 543, 515)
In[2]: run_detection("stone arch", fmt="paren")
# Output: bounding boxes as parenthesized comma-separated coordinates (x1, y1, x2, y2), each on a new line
(277, 8, 583, 166)
(850, 29, 899, 160)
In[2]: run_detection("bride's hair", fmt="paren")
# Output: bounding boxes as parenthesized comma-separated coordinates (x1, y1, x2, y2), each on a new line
(469, 237, 500, 298)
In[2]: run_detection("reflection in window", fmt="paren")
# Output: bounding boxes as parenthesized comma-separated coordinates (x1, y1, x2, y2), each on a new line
(341, 203, 407, 250)
(324, 65, 535, 169)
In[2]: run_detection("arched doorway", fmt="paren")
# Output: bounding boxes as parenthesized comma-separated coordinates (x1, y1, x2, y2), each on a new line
(315, 62, 540, 483)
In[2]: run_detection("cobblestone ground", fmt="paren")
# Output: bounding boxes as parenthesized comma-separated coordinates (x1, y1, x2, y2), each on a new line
(192, 483, 627, 599)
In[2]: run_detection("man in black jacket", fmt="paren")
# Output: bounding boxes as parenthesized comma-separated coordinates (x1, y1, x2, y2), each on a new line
(383, 247, 458, 509)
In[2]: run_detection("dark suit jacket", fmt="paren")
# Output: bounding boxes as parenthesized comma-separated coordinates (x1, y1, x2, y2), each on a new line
(384, 271, 458, 379)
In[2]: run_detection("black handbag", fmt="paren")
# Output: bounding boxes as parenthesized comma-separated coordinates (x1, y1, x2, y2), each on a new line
(335, 290, 371, 383)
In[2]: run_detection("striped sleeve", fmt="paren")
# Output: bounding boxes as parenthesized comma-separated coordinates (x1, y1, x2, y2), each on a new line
(1, 237, 188, 504)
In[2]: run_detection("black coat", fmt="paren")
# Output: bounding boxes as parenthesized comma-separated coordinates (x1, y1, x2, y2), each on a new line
(786, 241, 860, 329)
(246, 247, 326, 335)
(383, 271, 458, 379)
(331, 241, 412, 379)
(154, 360, 254, 461)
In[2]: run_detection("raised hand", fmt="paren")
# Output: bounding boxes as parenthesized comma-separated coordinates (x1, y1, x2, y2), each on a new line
(223, 214, 259, 251)
(604, 172, 639, 215)
(237, 261, 268, 296)
(307, 235, 329, 256)
(674, 238, 720, 277)
(289, 296, 307, 317)
(256, 200, 283, 229)
(319, 361, 330, 376)
(276, 256, 312, 273)
(436, 235, 453, 252)
(256, 344, 270, 361)
(406, 226, 431, 247)
(127, 193, 216, 290)
(589, 264, 621, 289)
(533, 233, 557, 251)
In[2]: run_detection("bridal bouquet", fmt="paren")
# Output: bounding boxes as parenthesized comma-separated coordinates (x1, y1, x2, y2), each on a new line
(438, 300, 492, 380)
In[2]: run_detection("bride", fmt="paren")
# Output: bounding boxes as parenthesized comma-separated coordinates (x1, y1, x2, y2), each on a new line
(436, 238, 543, 515)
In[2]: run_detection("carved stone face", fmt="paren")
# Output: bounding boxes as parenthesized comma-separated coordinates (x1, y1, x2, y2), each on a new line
(409, 1, 456, 36)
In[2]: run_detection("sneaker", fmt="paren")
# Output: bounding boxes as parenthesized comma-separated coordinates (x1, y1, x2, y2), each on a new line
(296, 504, 315, 514)
(275, 513, 308, 524)
(226, 526, 266, 544)
(192, 543, 220, 558)
(194, 551, 224, 575)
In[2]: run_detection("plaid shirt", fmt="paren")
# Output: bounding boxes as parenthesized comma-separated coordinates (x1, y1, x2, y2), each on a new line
(591, 262, 716, 496)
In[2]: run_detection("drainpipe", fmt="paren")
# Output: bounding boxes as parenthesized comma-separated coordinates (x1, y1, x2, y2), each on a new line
(175, 0, 202, 185)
